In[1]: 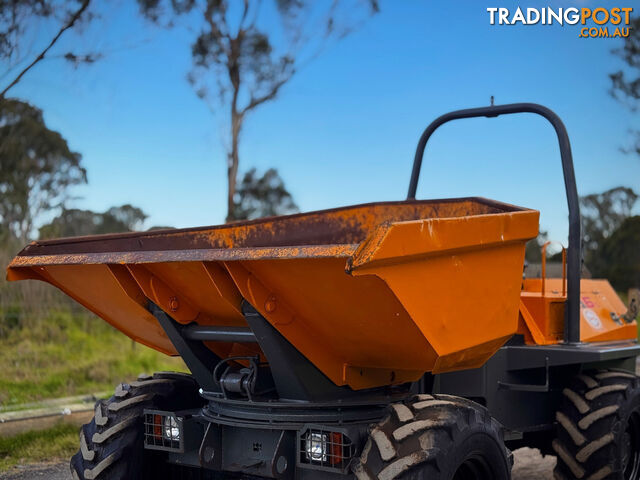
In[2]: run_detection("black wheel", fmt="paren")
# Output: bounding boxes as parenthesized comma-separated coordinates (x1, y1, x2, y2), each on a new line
(352, 394, 512, 480)
(70, 372, 203, 480)
(553, 369, 640, 480)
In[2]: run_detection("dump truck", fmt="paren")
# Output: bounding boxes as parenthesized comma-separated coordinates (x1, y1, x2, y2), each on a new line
(7, 103, 640, 480)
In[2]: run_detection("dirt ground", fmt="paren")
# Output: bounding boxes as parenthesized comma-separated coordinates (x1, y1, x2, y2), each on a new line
(1, 447, 556, 479)
(0, 462, 68, 480)
(512, 447, 556, 479)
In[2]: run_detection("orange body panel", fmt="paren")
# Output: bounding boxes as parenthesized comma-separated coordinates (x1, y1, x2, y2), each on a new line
(349, 213, 539, 373)
(518, 278, 637, 344)
(7, 198, 539, 389)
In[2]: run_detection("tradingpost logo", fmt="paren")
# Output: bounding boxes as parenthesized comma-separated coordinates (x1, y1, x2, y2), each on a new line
(487, 7, 634, 38)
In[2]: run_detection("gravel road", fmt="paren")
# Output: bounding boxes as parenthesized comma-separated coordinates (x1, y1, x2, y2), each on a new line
(1, 447, 556, 479)
(0, 462, 68, 480)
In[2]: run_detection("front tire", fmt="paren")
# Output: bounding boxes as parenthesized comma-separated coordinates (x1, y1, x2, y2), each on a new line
(553, 369, 640, 480)
(352, 394, 512, 480)
(70, 372, 202, 480)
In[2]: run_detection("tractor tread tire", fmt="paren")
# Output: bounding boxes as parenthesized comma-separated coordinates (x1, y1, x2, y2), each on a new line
(70, 372, 200, 480)
(553, 369, 640, 480)
(352, 394, 512, 480)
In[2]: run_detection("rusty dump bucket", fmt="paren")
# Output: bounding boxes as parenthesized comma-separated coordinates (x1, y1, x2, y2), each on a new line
(7, 198, 538, 390)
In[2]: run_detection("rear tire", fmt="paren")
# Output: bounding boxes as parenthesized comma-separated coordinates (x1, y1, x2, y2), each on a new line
(553, 369, 640, 480)
(352, 394, 512, 480)
(70, 372, 202, 480)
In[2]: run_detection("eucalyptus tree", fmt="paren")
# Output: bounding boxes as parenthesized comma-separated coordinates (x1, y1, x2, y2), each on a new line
(137, 0, 378, 220)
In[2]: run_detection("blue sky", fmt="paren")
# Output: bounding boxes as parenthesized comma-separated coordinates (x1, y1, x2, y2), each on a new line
(4, 0, 639, 243)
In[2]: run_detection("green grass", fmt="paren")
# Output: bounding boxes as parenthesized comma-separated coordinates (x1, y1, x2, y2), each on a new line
(0, 310, 186, 407)
(0, 422, 78, 472)
(0, 307, 186, 470)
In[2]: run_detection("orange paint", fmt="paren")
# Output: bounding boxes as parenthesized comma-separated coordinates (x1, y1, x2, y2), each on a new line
(519, 278, 637, 344)
(7, 198, 540, 389)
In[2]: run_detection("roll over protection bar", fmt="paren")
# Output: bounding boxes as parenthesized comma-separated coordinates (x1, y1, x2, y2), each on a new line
(407, 103, 582, 344)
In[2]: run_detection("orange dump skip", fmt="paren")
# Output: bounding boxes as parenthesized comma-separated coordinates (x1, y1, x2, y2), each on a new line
(7, 198, 539, 389)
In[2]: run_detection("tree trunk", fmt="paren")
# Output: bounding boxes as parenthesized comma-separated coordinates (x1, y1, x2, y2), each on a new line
(225, 36, 243, 223)
(226, 108, 242, 222)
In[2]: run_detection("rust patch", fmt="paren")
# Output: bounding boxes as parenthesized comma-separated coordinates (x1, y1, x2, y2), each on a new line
(7, 245, 358, 269)
(13, 197, 520, 258)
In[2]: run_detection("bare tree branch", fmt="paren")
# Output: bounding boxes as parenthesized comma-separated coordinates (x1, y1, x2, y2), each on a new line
(240, 0, 250, 30)
(241, 76, 290, 115)
(0, 0, 91, 99)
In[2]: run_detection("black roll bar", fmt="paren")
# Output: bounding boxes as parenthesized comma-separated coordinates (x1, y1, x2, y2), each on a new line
(407, 103, 582, 344)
